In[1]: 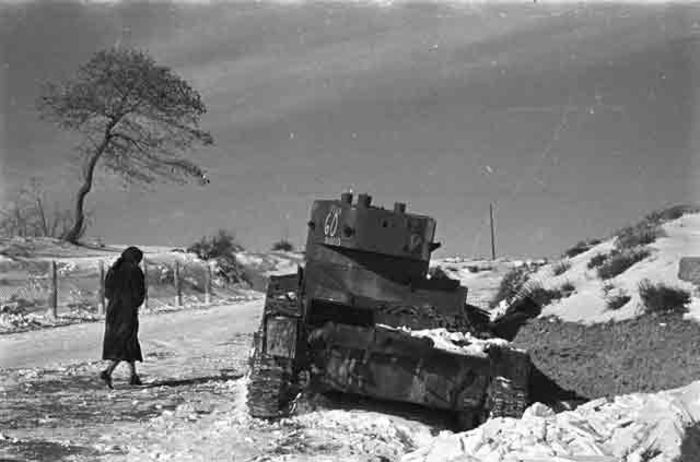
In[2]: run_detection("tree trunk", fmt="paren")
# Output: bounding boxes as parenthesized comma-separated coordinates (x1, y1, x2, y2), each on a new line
(63, 125, 115, 244)
(36, 197, 49, 236)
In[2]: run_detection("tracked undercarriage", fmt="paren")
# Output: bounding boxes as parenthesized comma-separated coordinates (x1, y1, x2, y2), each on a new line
(247, 192, 531, 429)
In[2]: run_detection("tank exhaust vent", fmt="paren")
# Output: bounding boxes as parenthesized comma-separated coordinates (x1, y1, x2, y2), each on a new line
(341, 192, 353, 204)
(394, 202, 406, 213)
(358, 193, 372, 208)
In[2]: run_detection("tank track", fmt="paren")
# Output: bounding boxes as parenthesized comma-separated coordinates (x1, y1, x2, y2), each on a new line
(486, 376, 529, 419)
(246, 332, 297, 418)
(246, 274, 302, 419)
(485, 346, 531, 419)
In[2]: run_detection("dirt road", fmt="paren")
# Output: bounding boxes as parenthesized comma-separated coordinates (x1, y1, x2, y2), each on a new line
(0, 300, 269, 462)
(0, 300, 262, 370)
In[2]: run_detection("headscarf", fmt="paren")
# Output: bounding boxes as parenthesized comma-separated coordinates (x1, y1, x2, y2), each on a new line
(113, 246, 143, 270)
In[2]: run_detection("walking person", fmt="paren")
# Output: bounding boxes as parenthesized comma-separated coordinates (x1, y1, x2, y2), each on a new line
(100, 246, 146, 389)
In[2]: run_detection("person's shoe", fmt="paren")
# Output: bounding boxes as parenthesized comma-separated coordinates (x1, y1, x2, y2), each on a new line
(129, 375, 142, 386)
(100, 370, 113, 389)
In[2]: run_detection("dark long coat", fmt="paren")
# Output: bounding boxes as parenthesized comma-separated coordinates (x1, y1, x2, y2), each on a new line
(102, 259, 146, 362)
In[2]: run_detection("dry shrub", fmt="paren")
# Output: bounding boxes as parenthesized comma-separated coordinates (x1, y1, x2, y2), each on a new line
(638, 279, 690, 315)
(563, 238, 601, 258)
(615, 223, 663, 250)
(606, 293, 631, 311)
(187, 230, 246, 284)
(560, 281, 576, 297)
(271, 239, 294, 251)
(614, 204, 699, 251)
(597, 248, 650, 280)
(552, 260, 571, 276)
(490, 266, 533, 307)
(587, 253, 608, 269)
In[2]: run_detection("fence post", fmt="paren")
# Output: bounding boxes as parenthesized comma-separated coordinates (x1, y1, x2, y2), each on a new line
(205, 260, 212, 305)
(174, 260, 182, 307)
(98, 260, 105, 316)
(48, 260, 58, 318)
(143, 261, 149, 310)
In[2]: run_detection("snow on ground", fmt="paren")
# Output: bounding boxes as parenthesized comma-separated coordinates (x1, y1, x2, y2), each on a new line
(235, 250, 303, 276)
(533, 213, 700, 324)
(115, 375, 439, 462)
(403, 379, 700, 462)
(0, 238, 204, 272)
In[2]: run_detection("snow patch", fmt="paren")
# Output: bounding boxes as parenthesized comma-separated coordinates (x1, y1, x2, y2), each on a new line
(390, 325, 512, 357)
(403, 380, 700, 462)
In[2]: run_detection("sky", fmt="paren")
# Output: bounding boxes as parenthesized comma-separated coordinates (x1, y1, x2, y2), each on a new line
(1, 0, 699, 258)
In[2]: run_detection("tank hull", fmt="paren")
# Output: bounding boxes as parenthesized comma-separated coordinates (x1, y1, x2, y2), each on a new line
(247, 272, 531, 427)
(246, 193, 532, 428)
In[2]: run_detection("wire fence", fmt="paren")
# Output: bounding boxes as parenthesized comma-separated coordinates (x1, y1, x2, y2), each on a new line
(0, 258, 224, 317)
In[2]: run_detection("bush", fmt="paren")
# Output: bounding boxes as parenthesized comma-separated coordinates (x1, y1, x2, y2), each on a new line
(615, 222, 663, 249)
(187, 229, 243, 260)
(597, 248, 650, 280)
(560, 281, 576, 296)
(187, 229, 246, 284)
(552, 260, 571, 276)
(523, 282, 570, 307)
(613, 204, 699, 251)
(638, 279, 691, 315)
(601, 282, 615, 297)
(271, 239, 294, 251)
(587, 253, 608, 269)
(644, 204, 700, 225)
(606, 294, 631, 311)
(563, 239, 602, 258)
(490, 266, 533, 307)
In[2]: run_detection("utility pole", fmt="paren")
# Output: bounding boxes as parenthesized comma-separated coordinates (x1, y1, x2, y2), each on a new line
(489, 203, 496, 261)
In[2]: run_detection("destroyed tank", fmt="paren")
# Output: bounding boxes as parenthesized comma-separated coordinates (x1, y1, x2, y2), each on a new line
(247, 192, 531, 429)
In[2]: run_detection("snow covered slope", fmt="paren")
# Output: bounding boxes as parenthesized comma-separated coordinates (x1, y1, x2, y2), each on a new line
(402, 379, 700, 462)
(529, 213, 700, 324)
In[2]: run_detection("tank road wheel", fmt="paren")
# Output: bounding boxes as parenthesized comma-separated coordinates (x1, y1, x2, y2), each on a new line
(484, 376, 528, 419)
(484, 346, 531, 420)
(246, 331, 296, 418)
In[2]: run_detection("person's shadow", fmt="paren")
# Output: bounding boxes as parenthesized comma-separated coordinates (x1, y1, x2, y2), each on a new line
(141, 372, 243, 389)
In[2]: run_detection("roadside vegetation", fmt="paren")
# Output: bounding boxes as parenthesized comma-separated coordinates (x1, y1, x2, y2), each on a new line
(638, 279, 691, 316)
(601, 283, 631, 311)
(187, 229, 248, 284)
(562, 238, 601, 258)
(595, 248, 651, 280)
(551, 260, 571, 276)
(0, 178, 93, 240)
(271, 239, 295, 252)
(613, 204, 699, 251)
(490, 266, 533, 307)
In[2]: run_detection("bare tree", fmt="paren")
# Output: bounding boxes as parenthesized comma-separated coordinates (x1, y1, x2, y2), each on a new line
(37, 47, 213, 244)
(0, 178, 94, 239)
